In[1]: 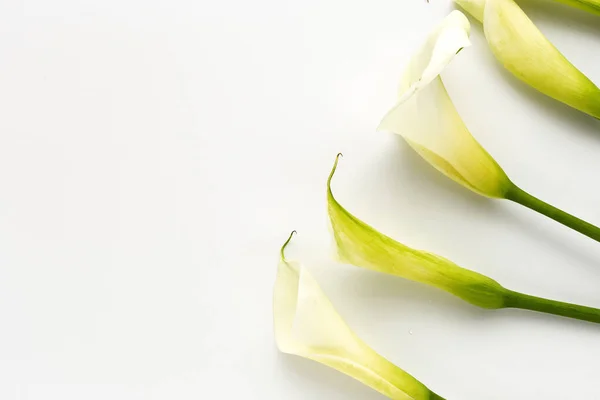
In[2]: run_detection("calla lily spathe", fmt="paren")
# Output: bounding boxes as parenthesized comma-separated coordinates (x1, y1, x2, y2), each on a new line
(378, 11, 512, 199)
(327, 155, 507, 309)
(379, 11, 600, 244)
(327, 155, 600, 324)
(456, 0, 600, 119)
(273, 232, 445, 400)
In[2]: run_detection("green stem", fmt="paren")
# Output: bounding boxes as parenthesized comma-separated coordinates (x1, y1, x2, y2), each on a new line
(504, 290, 600, 324)
(505, 184, 600, 243)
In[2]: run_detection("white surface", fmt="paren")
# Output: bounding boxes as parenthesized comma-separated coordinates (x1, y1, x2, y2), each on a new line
(0, 0, 599, 399)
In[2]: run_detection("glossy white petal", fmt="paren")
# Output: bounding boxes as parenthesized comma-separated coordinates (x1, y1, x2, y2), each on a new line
(399, 11, 471, 95)
(379, 11, 511, 198)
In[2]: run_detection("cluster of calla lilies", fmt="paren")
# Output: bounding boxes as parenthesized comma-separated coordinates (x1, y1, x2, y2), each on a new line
(273, 0, 600, 399)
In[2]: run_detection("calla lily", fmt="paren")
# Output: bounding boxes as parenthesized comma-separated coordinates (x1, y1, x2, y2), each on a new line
(379, 11, 512, 199)
(274, 232, 445, 400)
(379, 11, 600, 244)
(328, 154, 600, 324)
(455, 0, 600, 119)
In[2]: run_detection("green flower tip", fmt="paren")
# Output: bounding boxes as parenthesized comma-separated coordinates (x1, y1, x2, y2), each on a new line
(327, 152, 343, 191)
(280, 230, 297, 260)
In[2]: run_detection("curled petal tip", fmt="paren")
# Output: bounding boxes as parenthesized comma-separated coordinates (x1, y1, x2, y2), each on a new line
(280, 230, 297, 260)
(328, 153, 343, 190)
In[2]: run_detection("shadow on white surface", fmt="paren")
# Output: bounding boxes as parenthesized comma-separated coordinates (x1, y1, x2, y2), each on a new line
(463, 41, 600, 145)
(277, 352, 384, 399)
(340, 264, 600, 331)
(493, 302, 600, 333)
(391, 136, 494, 207)
(391, 129, 600, 279)
(456, 0, 600, 144)
(497, 204, 600, 278)
(332, 267, 489, 321)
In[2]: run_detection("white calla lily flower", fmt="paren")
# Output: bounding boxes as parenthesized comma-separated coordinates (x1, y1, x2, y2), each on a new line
(456, 0, 600, 119)
(327, 155, 600, 325)
(379, 11, 512, 199)
(378, 12, 600, 243)
(274, 232, 445, 400)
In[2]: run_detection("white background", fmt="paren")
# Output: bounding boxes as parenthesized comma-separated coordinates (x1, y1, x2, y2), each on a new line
(0, 0, 599, 399)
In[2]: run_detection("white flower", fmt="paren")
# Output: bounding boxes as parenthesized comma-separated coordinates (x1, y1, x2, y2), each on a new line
(378, 11, 512, 198)
(274, 232, 443, 400)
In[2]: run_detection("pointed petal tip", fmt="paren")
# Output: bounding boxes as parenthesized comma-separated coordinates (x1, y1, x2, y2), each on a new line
(280, 230, 297, 261)
(327, 153, 343, 190)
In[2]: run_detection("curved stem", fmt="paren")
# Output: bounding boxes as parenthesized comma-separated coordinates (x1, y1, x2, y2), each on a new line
(504, 290, 600, 324)
(505, 184, 600, 243)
